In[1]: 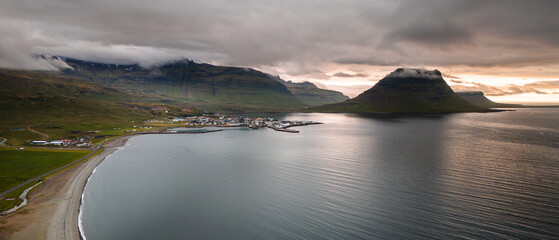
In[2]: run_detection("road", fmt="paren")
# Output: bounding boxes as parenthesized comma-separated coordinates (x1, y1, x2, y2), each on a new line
(27, 126, 49, 139)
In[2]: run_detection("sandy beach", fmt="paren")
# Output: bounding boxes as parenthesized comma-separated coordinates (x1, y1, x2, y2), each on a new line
(0, 135, 133, 240)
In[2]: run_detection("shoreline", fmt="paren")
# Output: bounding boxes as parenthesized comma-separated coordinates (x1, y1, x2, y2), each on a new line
(0, 135, 133, 240)
(65, 135, 132, 240)
(0, 125, 304, 239)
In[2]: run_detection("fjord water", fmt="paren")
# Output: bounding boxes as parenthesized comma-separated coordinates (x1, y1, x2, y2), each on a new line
(81, 109, 559, 239)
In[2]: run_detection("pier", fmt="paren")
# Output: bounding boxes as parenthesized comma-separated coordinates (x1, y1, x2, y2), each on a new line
(268, 121, 322, 133)
(269, 126, 300, 133)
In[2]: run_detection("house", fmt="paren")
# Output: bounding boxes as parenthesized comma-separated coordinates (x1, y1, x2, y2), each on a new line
(60, 140, 73, 145)
(32, 141, 48, 145)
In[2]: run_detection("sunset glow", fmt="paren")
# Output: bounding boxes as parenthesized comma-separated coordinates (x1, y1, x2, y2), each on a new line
(1, 0, 558, 104)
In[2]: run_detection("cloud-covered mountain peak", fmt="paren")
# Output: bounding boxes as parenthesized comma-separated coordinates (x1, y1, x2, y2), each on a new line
(386, 68, 442, 80)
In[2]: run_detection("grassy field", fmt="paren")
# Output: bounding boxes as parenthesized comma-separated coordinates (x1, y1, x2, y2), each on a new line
(0, 147, 90, 211)
(0, 147, 89, 193)
(0, 181, 34, 212)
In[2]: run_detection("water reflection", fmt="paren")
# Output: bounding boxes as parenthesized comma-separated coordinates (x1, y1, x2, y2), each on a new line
(82, 110, 559, 239)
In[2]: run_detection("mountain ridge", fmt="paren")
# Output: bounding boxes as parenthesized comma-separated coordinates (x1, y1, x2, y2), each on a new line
(47, 56, 347, 111)
(272, 77, 349, 106)
(456, 91, 522, 108)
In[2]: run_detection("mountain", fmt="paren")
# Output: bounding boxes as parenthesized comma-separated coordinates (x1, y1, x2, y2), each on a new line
(310, 68, 485, 113)
(58, 57, 306, 111)
(456, 91, 522, 108)
(274, 79, 349, 106)
(0, 69, 197, 144)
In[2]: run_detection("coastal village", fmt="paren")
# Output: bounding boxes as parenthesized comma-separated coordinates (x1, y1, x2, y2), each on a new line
(166, 114, 320, 133)
(29, 114, 320, 147)
(31, 137, 92, 147)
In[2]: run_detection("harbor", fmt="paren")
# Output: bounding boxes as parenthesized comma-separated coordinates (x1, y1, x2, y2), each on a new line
(152, 114, 322, 134)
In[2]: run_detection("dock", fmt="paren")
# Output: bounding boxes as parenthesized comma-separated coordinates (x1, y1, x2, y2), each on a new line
(269, 126, 299, 133)
(267, 121, 322, 133)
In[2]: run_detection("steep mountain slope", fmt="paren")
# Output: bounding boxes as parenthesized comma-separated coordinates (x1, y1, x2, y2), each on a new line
(0, 69, 192, 143)
(310, 68, 485, 113)
(61, 58, 305, 111)
(456, 91, 522, 108)
(276, 79, 348, 106)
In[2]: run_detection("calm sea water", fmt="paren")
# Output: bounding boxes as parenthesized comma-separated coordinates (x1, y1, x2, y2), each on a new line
(81, 109, 559, 239)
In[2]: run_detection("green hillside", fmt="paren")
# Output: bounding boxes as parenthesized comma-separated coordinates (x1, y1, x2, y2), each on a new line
(310, 68, 486, 113)
(62, 58, 306, 111)
(0, 69, 196, 145)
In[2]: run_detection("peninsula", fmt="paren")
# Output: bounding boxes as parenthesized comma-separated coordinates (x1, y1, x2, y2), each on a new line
(308, 68, 486, 113)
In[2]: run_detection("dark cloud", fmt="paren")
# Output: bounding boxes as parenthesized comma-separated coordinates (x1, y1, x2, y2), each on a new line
(347, 0, 559, 68)
(385, 21, 472, 48)
(332, 72, 368, 78)
(334, 57, 404, 66)
(0, 0, 558, 76)
(378, 1, 559, 48)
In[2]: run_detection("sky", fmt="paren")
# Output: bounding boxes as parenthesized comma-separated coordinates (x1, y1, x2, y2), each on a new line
(1, 0, 558, 104)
